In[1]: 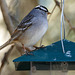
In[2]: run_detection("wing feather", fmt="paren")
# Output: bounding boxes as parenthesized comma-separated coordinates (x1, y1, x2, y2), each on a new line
(11, 14, 33, 40)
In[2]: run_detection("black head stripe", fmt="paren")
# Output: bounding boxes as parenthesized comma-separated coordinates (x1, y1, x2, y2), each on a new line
(35, 5, 48, 12)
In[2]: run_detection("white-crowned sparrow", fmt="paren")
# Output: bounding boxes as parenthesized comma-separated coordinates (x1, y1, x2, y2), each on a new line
(0, 5, 50, 51)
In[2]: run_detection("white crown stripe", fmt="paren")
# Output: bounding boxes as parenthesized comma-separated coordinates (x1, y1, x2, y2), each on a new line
(35, 5, 47, 12)
(40, 7, 47, 11)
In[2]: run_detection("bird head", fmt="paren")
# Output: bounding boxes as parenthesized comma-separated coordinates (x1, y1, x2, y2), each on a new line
(35, 5, 51, 15)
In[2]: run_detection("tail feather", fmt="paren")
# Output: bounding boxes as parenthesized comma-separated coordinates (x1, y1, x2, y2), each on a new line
(0, 39, 11, 50)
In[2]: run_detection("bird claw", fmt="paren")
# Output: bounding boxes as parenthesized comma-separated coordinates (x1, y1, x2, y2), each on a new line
(24, 51, 34, 55)
(33, 45, 45, 50)
(40, 45, 45, 48)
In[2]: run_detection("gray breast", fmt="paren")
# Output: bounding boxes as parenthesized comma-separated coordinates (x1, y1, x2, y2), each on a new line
(19, 16, 48, 47)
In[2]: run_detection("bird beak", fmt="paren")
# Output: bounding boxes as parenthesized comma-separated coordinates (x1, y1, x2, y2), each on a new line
(47, 12, 51, 15)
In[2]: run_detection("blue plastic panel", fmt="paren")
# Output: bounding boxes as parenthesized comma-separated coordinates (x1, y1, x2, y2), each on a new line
(13, 39, 75, 62)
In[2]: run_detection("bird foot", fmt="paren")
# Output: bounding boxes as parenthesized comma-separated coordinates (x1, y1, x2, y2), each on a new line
(33, 45, 45, 50)
(24, 51, 34, 55)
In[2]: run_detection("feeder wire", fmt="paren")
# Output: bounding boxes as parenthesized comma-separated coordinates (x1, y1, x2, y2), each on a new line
(61, 0, 65, 53)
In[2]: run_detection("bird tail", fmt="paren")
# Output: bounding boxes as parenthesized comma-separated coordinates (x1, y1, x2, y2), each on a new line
(0, 39, 12, 50)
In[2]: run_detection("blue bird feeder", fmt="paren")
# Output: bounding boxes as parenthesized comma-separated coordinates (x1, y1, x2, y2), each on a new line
(13, 39, 75, 71)
(13, 1, 75, 74)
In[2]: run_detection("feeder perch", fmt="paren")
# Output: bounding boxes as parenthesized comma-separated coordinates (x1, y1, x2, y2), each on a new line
(13, 39, 75, 71)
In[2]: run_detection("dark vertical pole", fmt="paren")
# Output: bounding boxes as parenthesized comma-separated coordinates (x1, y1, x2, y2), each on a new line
(30, 62, 32, 75)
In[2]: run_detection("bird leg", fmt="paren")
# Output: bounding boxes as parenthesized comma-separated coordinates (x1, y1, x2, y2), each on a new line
(22, 44, 33, 55)
(22, 44, 26, 51)
(25, 47, 33, 55)
(22, 44, 27, 54)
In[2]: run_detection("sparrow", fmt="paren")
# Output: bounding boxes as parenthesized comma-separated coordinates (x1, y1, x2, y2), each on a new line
(0, 5, 50, 52)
